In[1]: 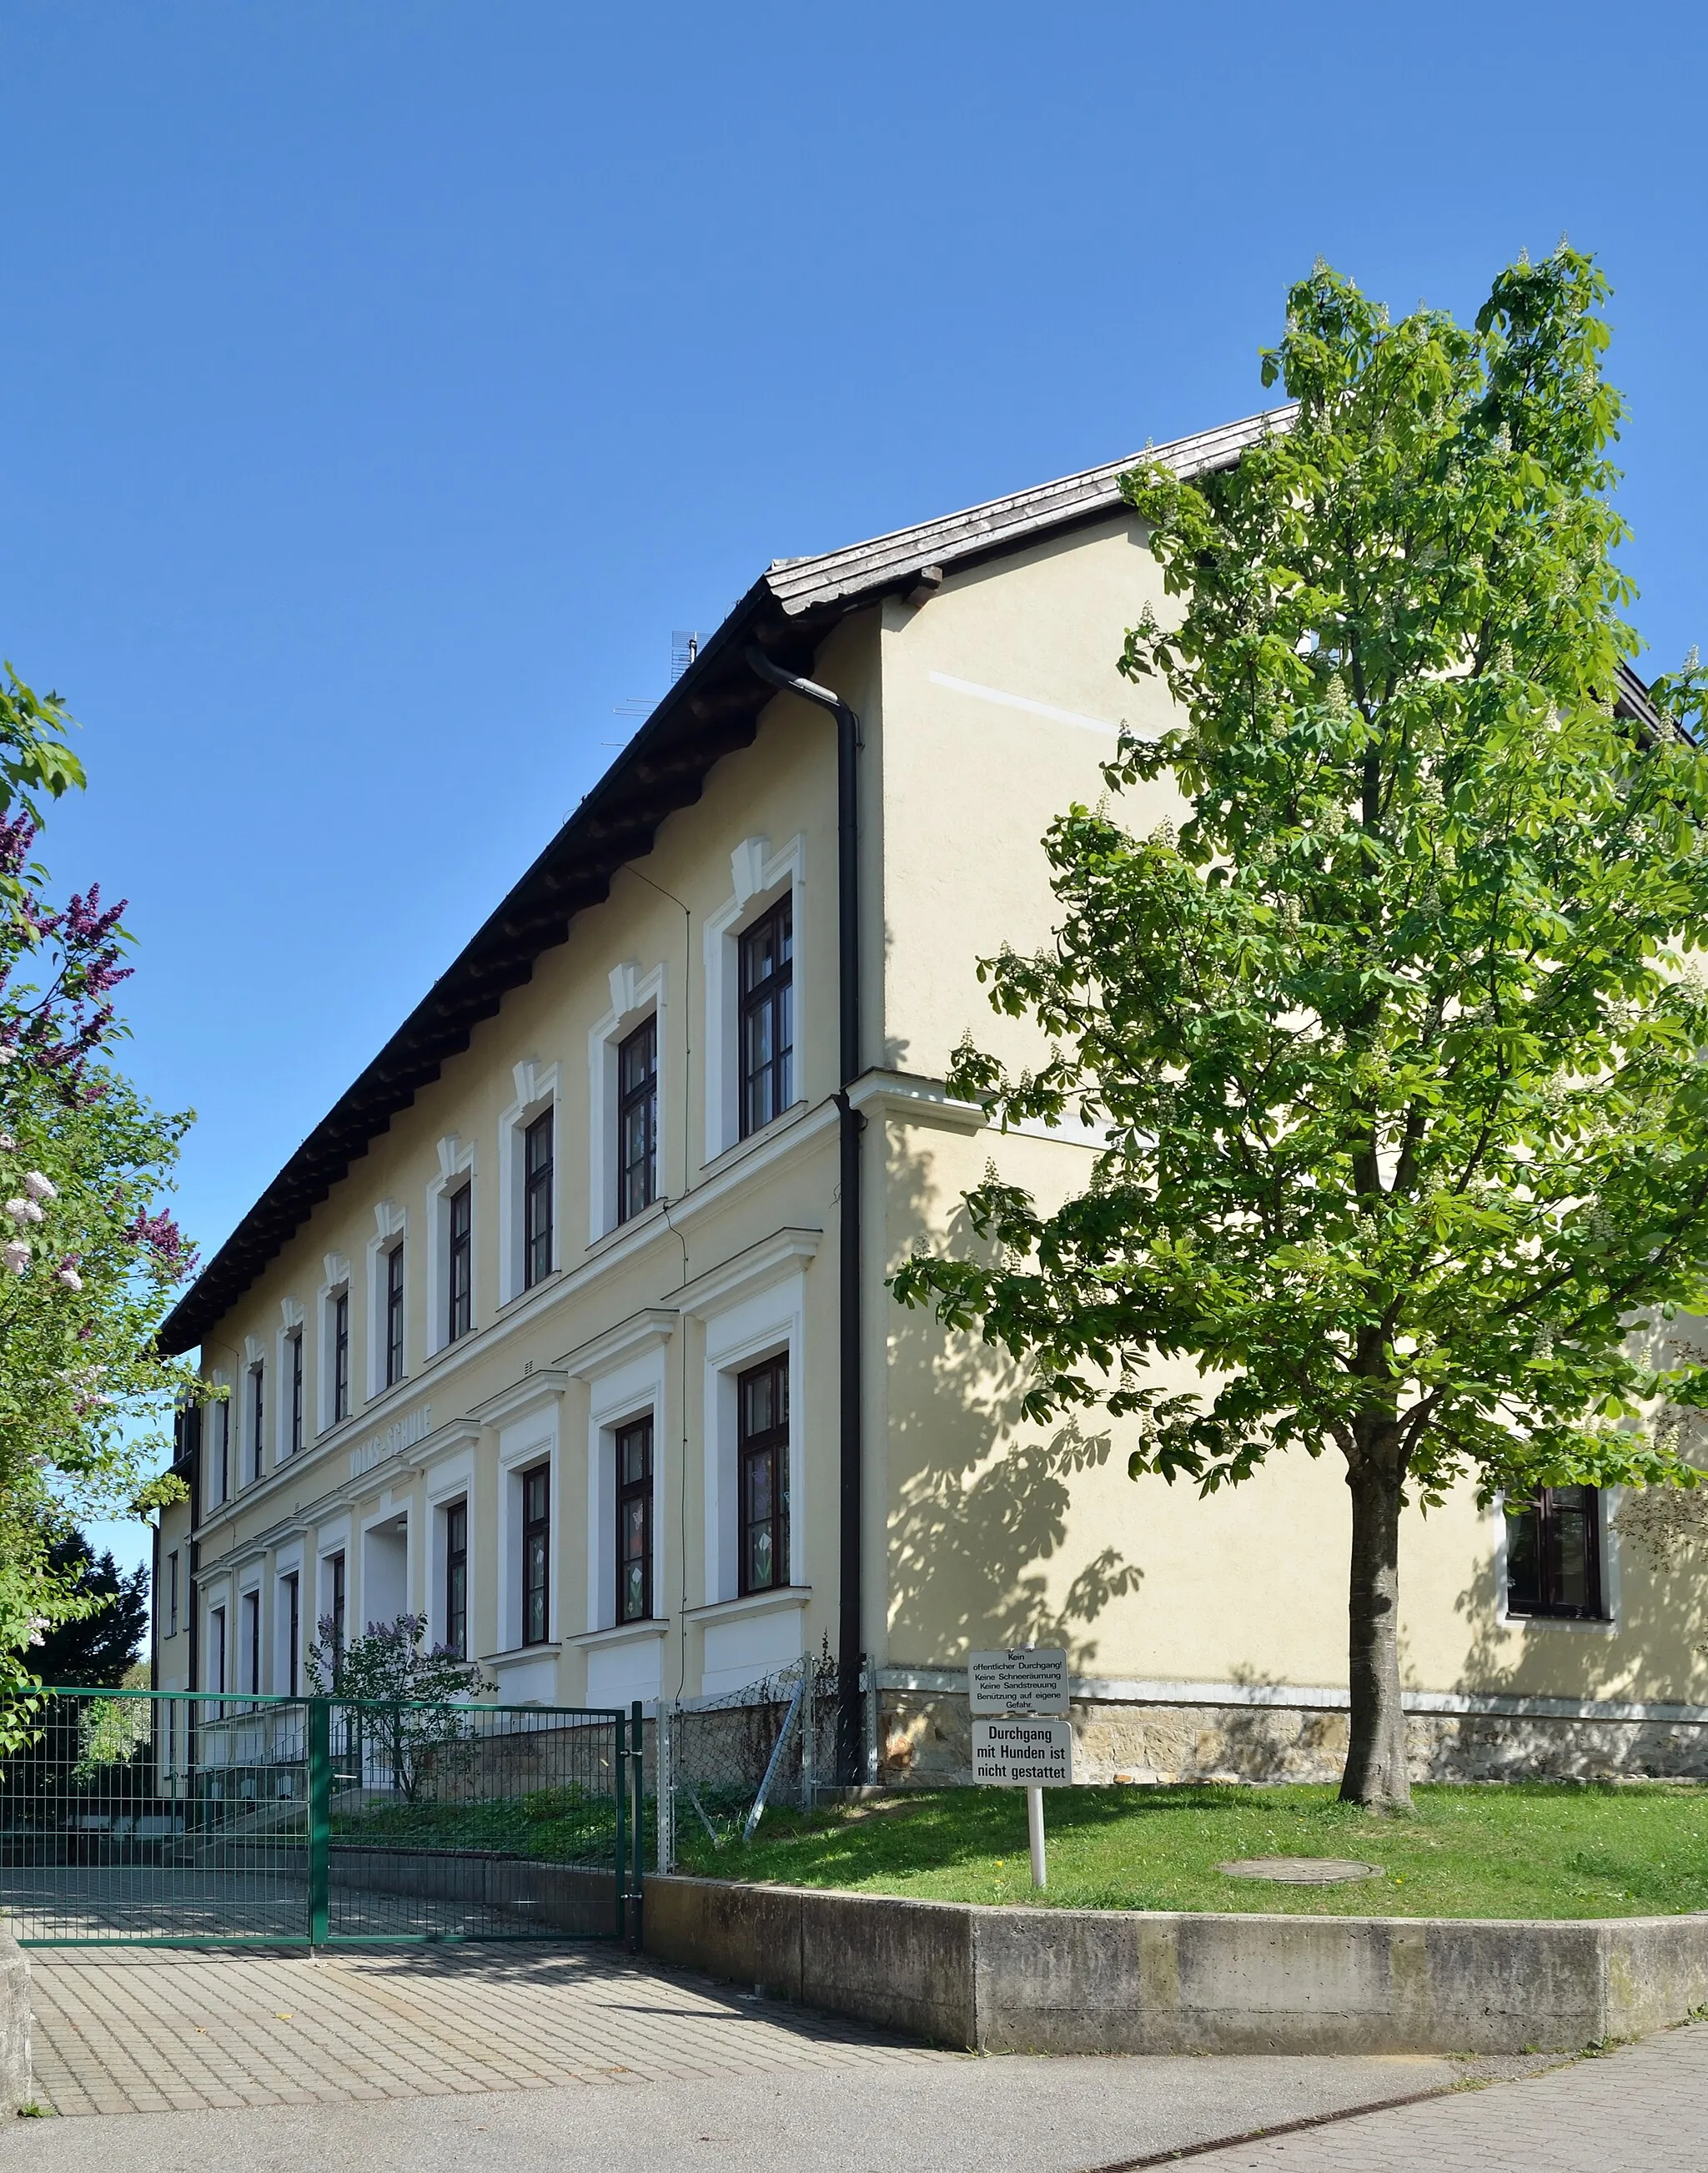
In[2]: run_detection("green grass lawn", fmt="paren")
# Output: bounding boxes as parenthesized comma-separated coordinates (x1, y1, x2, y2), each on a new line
(673, 1783, 1708, 1919)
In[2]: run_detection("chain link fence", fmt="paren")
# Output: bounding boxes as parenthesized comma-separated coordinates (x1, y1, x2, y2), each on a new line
(656, 1647, 872, 1872)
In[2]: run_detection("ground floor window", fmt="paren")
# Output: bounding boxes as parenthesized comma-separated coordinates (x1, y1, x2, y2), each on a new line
(616, 1416, 652, 1622)
(445, 1500, 468, 1660)
(737, 1355, 789, 1595)
(521, 1464, 550, 1645)
(1505, 1486, 1605, 1619)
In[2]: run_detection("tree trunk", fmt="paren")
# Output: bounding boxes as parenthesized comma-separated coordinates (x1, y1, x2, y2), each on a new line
(1339, 1454, 1413, 1811)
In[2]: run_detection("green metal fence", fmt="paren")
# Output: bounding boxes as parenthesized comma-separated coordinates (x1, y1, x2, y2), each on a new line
(0, 1688, 644, 1948)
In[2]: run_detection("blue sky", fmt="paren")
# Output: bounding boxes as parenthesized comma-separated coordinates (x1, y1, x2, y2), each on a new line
(6, 0, 1704, 1577)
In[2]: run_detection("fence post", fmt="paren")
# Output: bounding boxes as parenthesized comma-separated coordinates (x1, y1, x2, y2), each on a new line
(307, 1697, 330, 1947)
(629, 1699, 646, 1953)
(614, 1706, 628, 1946)
(656, 1698, 675, 1875)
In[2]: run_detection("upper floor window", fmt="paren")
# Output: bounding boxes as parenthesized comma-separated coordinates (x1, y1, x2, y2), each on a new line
(384, 1243, 405, 1387)
(445, 1500, 468, 1661)
(617, 1018, 658, 1224)
(166, 1549, 179, 1639)
(333, 1290, 350, 1424)
(524, 1109, 554, 1289)
(249, 1363, 264, 1485)
(616, 1416, 653, 1622)
(521, 1463, 550, 1645)
(1505, 1486, 1605, 1620)
(213, 1396, 230, 1509)
(738, 1354, 789, 1595)
(739, 898, 793, 1139)
(447, 1182, 473, 1343)
(288, 1330, 304, 1457)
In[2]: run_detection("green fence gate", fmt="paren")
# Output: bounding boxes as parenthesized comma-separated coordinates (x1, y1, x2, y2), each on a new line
(0, 1688, 645, 1948)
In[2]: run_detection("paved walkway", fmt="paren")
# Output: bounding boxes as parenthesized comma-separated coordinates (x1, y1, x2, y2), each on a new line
(12, 1947, 1705, 2170)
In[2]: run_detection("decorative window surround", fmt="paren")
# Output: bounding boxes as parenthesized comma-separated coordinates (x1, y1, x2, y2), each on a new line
(574, 1319, 672, 1636)
(318, 1251, 353, 1436)
(365, 1200, 407, 1401)
(589, 961, 667, 1243)
(471, 1370, 565, 1654)
(425, 1133, 478, 1358)
(272, 1540, 304, 1695)
(242, 1335, 266, 1486)
(498, 1059, 561, 1306)
(359, 1501, 411, 1628)
(275, 1297, 305, 1466)
(686, 1235, 817, 1606)
(689, 1585, 811, 1698)
(703, 833, 805, 1164)
(424, 1444, 476, 1657)
(1492, 1490, 1622, 1633)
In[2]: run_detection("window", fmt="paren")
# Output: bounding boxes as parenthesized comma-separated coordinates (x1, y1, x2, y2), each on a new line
(447, 1182, 473, 1343)
(288, 1331, 304, 1457)
(166, 1550, 179, 1638)
(738, 898, 793, 1138)
(333, 1290, 350, 1422)
(737, 1355, 789, 1595)
(1505, 1486, 1605, 1620)
(524, 1110, 554, 1288)
(617, 1018, 658, 1223)
(208, 1606, 227, 1697)
(384, 1243, 405, 1387)
(249, 1364, 264, 1484)
(283, 1572, 300, 1697)
(521, 1464, 550, 1645)
(241, 1589, 260, 1697)
(445, 1501, 468, 1660)
(615, 1416, 653, 1623)
(328, 1551, 346, 1656)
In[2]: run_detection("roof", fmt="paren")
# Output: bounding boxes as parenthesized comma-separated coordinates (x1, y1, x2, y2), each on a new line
(156, 408, 1665, 1352)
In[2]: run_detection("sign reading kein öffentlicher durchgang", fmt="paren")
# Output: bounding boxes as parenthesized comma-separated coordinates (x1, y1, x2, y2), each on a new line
(967, 1647, 1069, 1717)
(971, 1716, 1074, 1786)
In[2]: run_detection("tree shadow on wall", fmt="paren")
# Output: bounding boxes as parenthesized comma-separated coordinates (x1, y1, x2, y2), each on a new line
(882, 1123, 1143, 1671)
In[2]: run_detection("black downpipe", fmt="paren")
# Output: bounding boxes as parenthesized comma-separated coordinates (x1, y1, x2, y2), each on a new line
(746, 647, 866, 1785)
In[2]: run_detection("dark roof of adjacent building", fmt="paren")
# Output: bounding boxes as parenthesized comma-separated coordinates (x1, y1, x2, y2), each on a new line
(156, 408, 1668, 1352)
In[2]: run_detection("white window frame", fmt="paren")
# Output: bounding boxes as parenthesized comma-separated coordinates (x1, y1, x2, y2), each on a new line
(206, 1371, 232, 1512)
(425, 1134, 478, 1357)
(366, 1200, 408, 1401)
(275, 1298, 305, 1465)
(315, 1521, 351, 1657)
(493, 1406, 560, 1654)
(589, 962, 667, 1242)
(424, 1442, 477, 1656)
(238, 1580, 262, 1698)
(703, 834, 806, 1164)
(692, 1255, 811, 1605)
(273, 1545, 304, 1695)
(206, 1597, 229, 1696)
(242, 1336, 266, 1487)
(317, 1252, 353, 1435)
(581, 1335, 670, 1632)
(498, 1059, 561, 1306)
(1491, 1487, 1621, 1633)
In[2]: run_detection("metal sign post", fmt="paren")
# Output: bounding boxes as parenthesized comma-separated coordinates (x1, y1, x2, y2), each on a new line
(968, 1647, 1070, 1890)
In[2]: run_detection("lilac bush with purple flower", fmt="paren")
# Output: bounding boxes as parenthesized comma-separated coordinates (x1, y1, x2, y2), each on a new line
(0, 663, 201, 1740)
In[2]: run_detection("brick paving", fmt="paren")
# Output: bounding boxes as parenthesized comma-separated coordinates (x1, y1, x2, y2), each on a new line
(1181, 2017, 1708, 2173)
(27, 1944, 952, 2116)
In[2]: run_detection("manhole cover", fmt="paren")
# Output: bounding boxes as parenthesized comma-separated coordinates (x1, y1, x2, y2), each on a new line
(1218, 1857, 1382, 1884)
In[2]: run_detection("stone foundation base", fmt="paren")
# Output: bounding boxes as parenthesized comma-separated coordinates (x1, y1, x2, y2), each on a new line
(877, 1689, 1708, 1788)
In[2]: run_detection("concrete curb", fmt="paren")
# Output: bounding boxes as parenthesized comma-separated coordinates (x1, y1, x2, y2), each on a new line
(0, 1934, 31, 2113)
(641, 1875, 1708, 2055)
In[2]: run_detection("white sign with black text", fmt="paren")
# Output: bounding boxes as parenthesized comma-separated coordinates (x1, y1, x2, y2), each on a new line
(971, 1716, 1074, 1787)
(968, 1647, 1069, 1717)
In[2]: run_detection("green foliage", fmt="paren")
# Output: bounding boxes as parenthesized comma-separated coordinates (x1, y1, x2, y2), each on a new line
(899, 246, 1708, 1503)
(0, 666, 199, 1751)
(331, 1783, 619, 1864)
(680, 1782, 1708, 1920)
(892, 248, 1708, 1805)
(29, 1532, 149, 1688)
(308, 1613, 496, 1802)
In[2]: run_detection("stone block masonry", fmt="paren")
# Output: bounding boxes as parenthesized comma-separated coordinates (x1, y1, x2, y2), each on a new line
(877, 1685, 1708, 1788)
(643, 1875, 1708, 2055)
